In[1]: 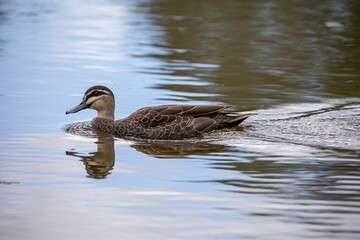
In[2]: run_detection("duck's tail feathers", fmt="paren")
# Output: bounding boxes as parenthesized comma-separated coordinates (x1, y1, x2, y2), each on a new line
(228, 113, 256, 127)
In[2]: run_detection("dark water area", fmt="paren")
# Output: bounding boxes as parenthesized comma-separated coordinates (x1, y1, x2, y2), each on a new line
(0, 0, 359, 239)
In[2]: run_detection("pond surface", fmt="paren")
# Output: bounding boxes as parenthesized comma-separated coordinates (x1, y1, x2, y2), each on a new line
(0, 0, 360, 239)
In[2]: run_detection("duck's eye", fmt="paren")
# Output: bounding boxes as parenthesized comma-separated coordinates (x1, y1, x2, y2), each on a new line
(92, 91, 104, 97)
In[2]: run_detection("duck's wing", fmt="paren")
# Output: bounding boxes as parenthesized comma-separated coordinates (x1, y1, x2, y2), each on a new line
(142, 104, 227, 116)
(126, 104, 228, 129)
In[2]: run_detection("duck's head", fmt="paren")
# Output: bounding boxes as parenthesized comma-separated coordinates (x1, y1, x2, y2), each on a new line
(66, 85, 115, 120)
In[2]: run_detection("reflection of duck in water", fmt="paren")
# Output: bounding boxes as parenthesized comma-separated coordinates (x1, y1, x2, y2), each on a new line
(66, 133, 114, 179)
(66, 132, 228, 178)
(131, 141, 228, 158)
(66, 86, 253, 140)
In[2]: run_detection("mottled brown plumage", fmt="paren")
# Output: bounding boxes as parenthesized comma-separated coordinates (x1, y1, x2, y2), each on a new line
(66, 86, 253, 140)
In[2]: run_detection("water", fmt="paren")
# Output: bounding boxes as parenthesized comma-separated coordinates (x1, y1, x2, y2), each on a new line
(0, 0, 360, 239)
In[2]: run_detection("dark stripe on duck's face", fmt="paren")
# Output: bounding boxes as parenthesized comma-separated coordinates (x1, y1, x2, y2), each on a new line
(84, 85, 114, 97)
(84, 90, 109, 101)
(91, 90, 108, 96)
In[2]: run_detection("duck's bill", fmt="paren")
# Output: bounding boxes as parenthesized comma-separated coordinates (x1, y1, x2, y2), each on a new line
(66, 101, 90, 114)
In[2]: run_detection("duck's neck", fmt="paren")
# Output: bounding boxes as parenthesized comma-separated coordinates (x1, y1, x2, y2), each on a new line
(97, 110, 114, 120)
(96, 100, 115, 120)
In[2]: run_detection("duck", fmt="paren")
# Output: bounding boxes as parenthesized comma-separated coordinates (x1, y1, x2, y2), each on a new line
(66, 85, 253, 140)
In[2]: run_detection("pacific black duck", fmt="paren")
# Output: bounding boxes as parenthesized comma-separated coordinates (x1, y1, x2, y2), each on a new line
(66, 85, 253, 140)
